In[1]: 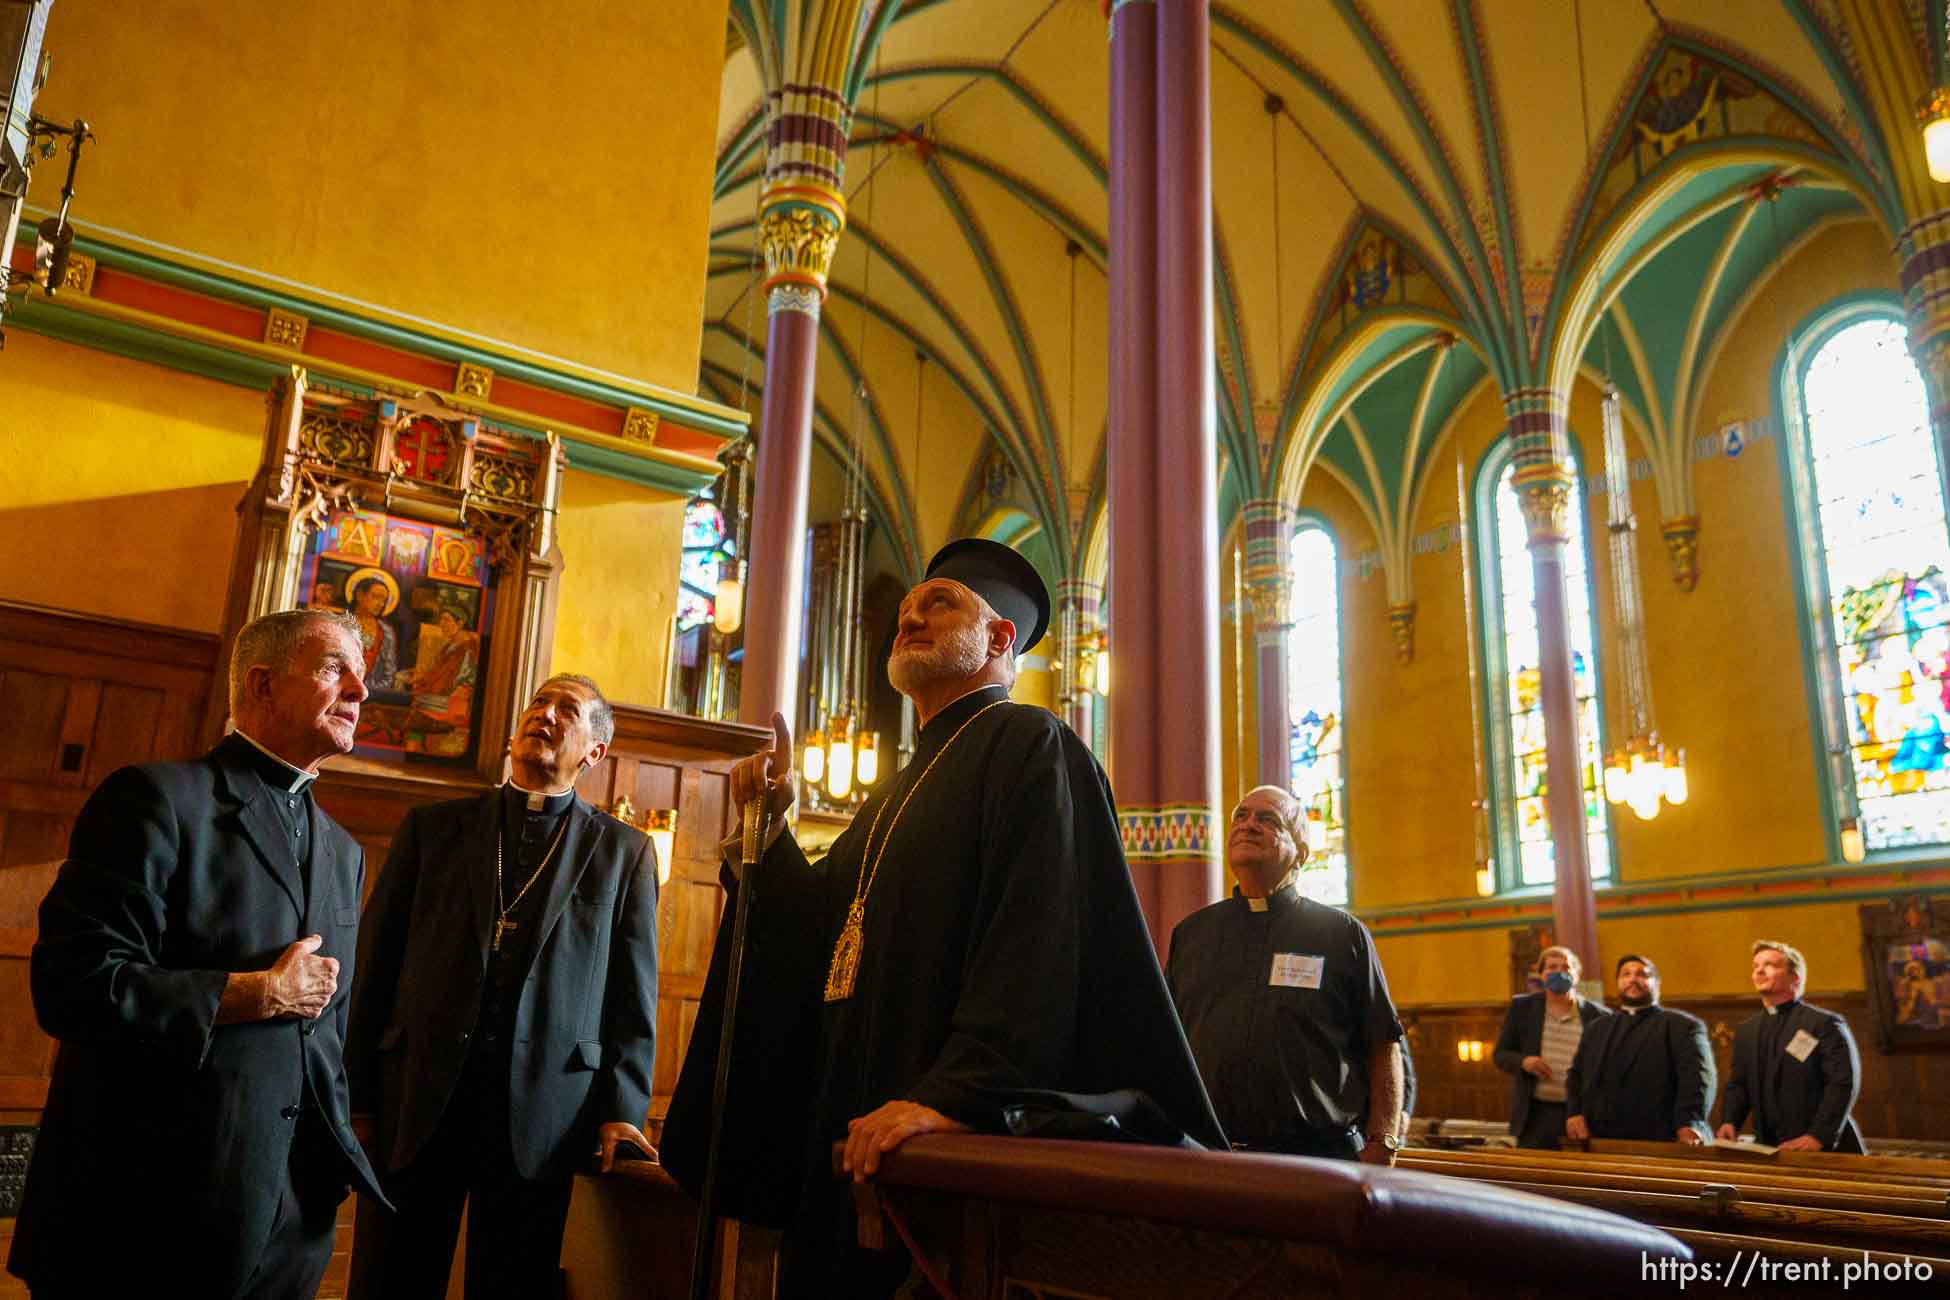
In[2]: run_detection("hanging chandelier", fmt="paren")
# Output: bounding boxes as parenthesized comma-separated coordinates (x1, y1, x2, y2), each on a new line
(1597, 382, 1687, 820)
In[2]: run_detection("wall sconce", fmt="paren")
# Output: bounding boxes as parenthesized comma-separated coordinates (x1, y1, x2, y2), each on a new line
(713, 561, 745, 635)
(1455, 1039, 1486, 1063)
(611, 795, 676, 886)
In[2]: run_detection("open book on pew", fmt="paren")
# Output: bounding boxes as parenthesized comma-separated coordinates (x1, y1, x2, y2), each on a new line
(1707, 1139, 1780, 1157)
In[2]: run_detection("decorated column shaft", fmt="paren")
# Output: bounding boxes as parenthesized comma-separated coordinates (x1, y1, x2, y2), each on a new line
(1242, 499, 1295, 790)
(1108, 0, 1222, 945)
(738, 84, 848, 732)
(1900, 210, 1950, 528)
(1505, 388, 1600, 980)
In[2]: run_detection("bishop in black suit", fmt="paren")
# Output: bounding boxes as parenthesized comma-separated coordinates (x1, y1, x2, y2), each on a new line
(7, 609, 386, 1300)
(1717, 940, 1864, 1153)
(1564, 954, 1716, 1145)
(345, 673, 659, 1299)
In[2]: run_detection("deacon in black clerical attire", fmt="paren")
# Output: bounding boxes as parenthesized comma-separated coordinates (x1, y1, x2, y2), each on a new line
(1562, 954, 1715, 1145)
(345, 673, 660, 1299)
(665, 539, 1224, 1299)
(1717, 939, 1865, 1153)
(10, 609, 385, 1300)
(1168, 785, 1406, 1164)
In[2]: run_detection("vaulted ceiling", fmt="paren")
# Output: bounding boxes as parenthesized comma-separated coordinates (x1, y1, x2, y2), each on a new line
(700, 0, 1926, 597)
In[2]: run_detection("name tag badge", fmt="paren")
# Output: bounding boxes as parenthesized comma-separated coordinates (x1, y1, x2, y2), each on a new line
(1270, 953, 1325, 990)
(1785, 1028, 1819, 1062)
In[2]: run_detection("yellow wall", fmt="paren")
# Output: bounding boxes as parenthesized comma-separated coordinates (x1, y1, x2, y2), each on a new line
(551, 470, 688, 709)
(1231, 219, 1905, 1003)
(29, 0, 728, 390)
(0, 332, 260, 631)
(1013, 661, 1056, 712)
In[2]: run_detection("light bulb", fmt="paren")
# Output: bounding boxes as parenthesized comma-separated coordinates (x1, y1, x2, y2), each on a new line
(713, 574, 744, 634)
(1928, 114, 1950, 184)
(649, 827, 674, 886)
(1630, 789, 1662, 821)
(1664, 752, 1688, 806)
(803, 731, 825, 785)
(825, 737, 853, 801)
(1094, 650, 1110, 696)
(1457, 1040, 1471, 1063)
(856, 732, 879, 785)
(1840, 819, 1866, 864)
(1474, 865, 1495, 897)
(1604, 761, 1626, 805)
(1468, 1040, 1485, 1062)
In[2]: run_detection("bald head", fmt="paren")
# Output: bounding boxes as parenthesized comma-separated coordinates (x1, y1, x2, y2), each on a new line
(1227, 784, 1309, 896)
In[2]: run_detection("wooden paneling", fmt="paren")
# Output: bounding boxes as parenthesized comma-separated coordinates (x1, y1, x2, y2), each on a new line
(0, 603, 222, 1130)
(1404, 992, 1950, 1144)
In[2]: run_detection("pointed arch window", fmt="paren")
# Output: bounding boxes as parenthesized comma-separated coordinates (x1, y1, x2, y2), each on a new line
(1288, 522, 1349, 905)
(1479, 444, 1611, 887)
(678, 493, 733, 631)
(1787, 312, 1950, 854)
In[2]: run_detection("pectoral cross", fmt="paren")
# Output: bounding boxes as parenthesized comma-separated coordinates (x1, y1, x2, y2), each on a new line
(493, 916, 516, 953)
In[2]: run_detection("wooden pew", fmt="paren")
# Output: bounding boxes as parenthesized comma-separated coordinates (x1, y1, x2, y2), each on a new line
(1397, 1142, 1950, 1288)
(566, 1135, 1692, 1298)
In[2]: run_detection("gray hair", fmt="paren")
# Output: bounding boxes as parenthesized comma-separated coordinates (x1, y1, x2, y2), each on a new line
(1241, 783, 1306, 846)
(228, 609, 362, 715)
(538, 673, 615, 746)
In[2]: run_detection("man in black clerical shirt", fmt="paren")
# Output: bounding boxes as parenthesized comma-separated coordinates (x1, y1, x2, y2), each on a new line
(11, 609, 385, 1300)
(665, 538, 1223, 1300)
(1563, 954, 1715, 1145)
(1717, 939, 1865, 1153)
(1168, 785, 1405, 1164)
(346, 674, 659, 1299)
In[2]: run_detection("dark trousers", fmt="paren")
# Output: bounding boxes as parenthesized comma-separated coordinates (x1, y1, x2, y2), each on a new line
(1518, 1100, 1569, 1150)
(354, 1056, 574, 1300)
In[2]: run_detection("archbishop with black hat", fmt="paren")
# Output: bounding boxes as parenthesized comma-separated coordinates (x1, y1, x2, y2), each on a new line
(665, 537, 1224, 1299)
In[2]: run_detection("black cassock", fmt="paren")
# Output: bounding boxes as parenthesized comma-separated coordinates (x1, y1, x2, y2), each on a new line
(665, 684, 1224, 1294)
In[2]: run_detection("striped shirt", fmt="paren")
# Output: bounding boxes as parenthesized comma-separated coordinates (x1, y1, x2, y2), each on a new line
(1533, 1003, 1585, 1103)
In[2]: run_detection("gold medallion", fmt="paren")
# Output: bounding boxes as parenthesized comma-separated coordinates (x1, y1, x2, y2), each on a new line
(825, 900, 866, 1002)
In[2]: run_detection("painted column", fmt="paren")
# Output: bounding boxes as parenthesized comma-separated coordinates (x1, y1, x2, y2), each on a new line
(1054, 577, 1102, 741)
(1900, 210, 1950, 529)
(1242, 499, 1295, 790)
(738, 85, 848, 731)
(1107, 0, 1168, 940)
(1150, 0, 1222, 936)
(1506, 388, 1600, 980)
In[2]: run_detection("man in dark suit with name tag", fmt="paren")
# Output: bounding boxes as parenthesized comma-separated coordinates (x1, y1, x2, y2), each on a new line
(1716, 939, 1865, 1154)
(346, 673, 660, 1299)
(1564, 954, 1716, 1145)
(9, 608, 387, 1300)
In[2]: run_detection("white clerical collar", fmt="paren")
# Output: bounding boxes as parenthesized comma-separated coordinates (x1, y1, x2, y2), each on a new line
(1622, 1004, 1645, 1015)
(506, 778, 576, 811)
(232, 729, 315, 793)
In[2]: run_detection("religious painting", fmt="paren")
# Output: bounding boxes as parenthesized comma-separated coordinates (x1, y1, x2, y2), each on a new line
(1860, 896, 1950, 1052)
(301, 506, 493, 765)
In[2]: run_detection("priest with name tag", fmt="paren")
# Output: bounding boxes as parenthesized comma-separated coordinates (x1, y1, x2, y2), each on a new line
(1168, 785, 1406, 1164)
(664, 538, 1224, 1299)
(1716, 938, 1865, 1154)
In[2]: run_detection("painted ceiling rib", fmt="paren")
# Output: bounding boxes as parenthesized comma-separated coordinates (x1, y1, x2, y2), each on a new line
(1779, 0, 1901, 217)
(1451, 0, 1527, 375)
(1396, 341, 1452, 544)
(918, 153, 1071, 562)
(1209, 8, 1512, 383)
(862, 61, 1108, 183)
(813, 310, 925, 554)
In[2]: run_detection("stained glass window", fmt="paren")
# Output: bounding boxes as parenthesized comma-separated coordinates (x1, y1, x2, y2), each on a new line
(1288, 524, 1349, 905)
(1799, 317, 1950, 850)
(679, 494, 733, 632)
(1484, 455, 1611, 887)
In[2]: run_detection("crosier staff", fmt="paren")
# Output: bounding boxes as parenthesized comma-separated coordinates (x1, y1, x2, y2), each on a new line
(688, 714, 790, 1300)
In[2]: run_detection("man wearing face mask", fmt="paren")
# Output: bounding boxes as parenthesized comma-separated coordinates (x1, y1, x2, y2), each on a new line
(345, 674, 660, 1298)
(1563, 955, 1716, 1145)
(1493, 946, 1609, 1149)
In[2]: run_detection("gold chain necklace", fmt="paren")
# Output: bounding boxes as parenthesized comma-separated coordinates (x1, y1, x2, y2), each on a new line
(824, 698, 1007, 1002)
(493, 813, 572, 953)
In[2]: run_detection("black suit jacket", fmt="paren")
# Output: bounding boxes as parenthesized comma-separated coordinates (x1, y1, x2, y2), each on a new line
(1564, 1004, 1716, 1141)
(1492, 992, 1609, 1136)
(8, 737, 384, 1297)
(1722, 1001, 1865, 1153)
(346, 791, 659, 1182)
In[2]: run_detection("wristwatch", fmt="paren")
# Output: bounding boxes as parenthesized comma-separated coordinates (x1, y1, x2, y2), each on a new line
(1367, 1133, 1403, 1153)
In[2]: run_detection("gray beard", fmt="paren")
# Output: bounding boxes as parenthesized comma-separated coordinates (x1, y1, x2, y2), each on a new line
(887, 623, 989, 696)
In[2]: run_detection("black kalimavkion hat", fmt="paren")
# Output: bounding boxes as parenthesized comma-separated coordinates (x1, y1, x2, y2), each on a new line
(923, 538, 1051, 654)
